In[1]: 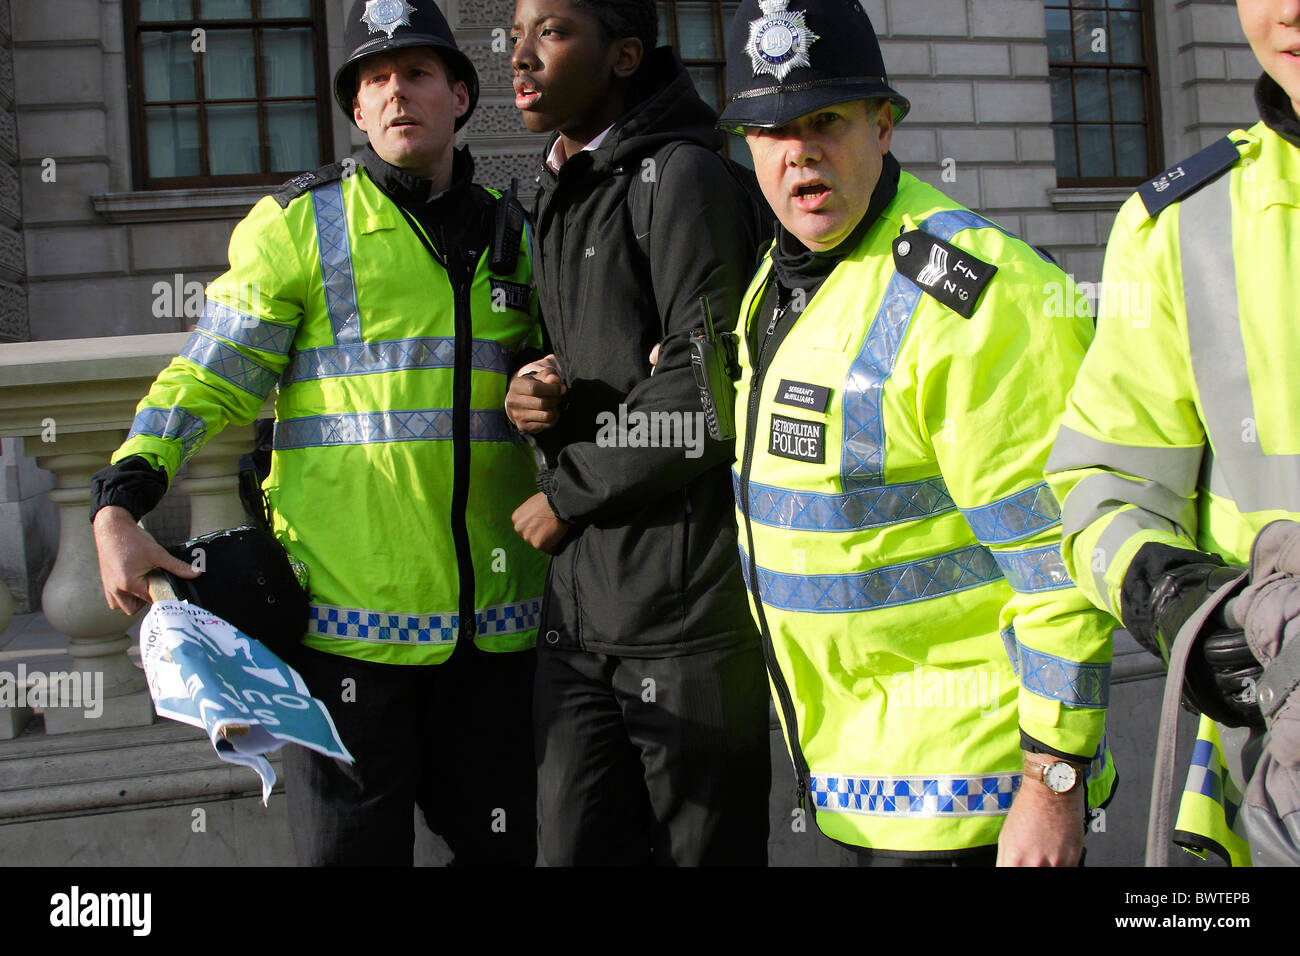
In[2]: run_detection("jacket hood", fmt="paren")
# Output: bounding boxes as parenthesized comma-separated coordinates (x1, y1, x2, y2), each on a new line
(542, 46, 725, 177)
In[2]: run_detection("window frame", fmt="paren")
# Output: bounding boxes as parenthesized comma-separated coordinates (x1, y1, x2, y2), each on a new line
(123, 0, 334, 190)
(656, 0, 744, 160)
(1045, 0, 1164, 188)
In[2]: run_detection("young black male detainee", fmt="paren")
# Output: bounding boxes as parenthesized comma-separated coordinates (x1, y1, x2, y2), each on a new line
(505, 0, 772, 865)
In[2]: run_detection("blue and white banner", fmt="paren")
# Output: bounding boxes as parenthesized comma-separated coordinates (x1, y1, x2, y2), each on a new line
(140, 601, 353, 804)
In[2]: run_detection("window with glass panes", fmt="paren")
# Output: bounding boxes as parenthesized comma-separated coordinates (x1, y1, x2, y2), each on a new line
(1044, 0, 1161, 185)
(125, 0, 331, 188)
(656, 0, 747, 161)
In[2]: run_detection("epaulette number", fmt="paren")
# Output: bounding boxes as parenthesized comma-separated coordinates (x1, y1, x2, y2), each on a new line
(892, 230, 997, 320)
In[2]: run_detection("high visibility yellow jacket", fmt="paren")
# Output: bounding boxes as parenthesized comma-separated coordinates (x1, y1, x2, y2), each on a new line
(735, 170, 1116, 855)
(112, 158, 549, 664)
(1046, 117, 1300, 865)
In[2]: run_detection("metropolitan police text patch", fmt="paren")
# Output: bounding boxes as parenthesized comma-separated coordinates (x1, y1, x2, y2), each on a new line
(893, 230, 997, 320)
(775, 379, 831, 413)
(490, 278, 531, 313)
(769, 413, 825, 463)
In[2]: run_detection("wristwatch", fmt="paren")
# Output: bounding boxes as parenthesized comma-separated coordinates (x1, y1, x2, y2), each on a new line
(1023, 754, 1081, 794)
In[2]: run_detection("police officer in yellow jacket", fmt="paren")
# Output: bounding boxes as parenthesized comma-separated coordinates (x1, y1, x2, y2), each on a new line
(91, 0, 548, 865)
(1046, 0, 1300, 867)
(718, 0, 1116, 864)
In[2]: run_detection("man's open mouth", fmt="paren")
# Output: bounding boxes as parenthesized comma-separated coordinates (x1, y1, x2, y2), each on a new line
(794, 183, 829, 198)
(514, 78, 541, 108)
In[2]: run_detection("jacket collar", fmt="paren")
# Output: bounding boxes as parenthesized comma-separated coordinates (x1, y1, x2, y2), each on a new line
(1256, 73, 1300, 150)
(360, 144, 476, 213)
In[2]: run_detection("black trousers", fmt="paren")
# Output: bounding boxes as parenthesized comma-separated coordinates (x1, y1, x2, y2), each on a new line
(280, 643, 537, 866)
(534, 641, 771, 866)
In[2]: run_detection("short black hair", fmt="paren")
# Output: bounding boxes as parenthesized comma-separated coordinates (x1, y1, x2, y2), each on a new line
(572, 0, 658, 51)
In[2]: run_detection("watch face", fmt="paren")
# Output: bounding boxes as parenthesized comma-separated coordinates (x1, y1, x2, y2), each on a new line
(1044, 762, 1078, 793)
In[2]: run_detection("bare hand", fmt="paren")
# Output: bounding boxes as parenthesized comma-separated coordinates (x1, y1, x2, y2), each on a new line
(511, 492, 570, 555)
(996, 769, 1085, 867)
(505, 354, 566, 434)
(92, 505, 199, 614)
(649, 343, 660, 375)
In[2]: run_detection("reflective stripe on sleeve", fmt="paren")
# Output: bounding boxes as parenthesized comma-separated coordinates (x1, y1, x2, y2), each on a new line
(273, 408, 513, 449)
(179, 330, 280, 398)
(1047, 426, 1203, 497)
(125, 406, 207, 465)
(1086, 506, 1180, 614)
(1060, 471, 1197, 539)
(960, 481, 1063, 545)
(990, 543, 1073, 593)
(197, 299, 296, 355)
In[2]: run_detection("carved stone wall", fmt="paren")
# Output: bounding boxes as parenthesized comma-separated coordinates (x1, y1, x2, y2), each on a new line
(0, 0, 28, 342)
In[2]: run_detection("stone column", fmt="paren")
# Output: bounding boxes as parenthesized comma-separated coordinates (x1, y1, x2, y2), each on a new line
(35, 430, 154, 734)
(176, 425, 256, 539)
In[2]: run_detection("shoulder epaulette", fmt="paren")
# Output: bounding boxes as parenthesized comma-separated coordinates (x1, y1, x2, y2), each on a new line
(1137, 137, 1243, 219)
(270, 161, 349, 209)
(892, 228, 998, 320)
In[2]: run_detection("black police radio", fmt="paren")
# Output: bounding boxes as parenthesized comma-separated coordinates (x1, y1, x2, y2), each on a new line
(690, 296, 742, 442)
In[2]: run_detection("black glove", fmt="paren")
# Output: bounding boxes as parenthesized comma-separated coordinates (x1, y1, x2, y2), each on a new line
(1121, 543, 1263, 727)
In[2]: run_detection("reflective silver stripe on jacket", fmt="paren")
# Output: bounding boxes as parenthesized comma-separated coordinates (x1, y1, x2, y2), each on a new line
(312, 181, 362, 345)
(739, 543, 1002, 612)
(735, 471, 955, 531)
(126, 406, 207, 464)
(1181, 172, 1300, 513)
(309, 598, 542, 645)
(991, 544, 1073, 594)
(197, 299, 296, 355)
(999, 625, 1110, 708)
(179, 329, 280, 398)
(273, 408, 513, 449)
(285, 337, 510, 383)
(810, 771, 1021, 817)
(960, 481, 1063, 545)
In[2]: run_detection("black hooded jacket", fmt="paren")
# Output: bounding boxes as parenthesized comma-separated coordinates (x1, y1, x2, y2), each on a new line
(529, 47, 767, 655)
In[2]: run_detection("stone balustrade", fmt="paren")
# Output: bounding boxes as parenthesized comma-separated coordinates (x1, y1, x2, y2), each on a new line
(0, 334, 268, 735)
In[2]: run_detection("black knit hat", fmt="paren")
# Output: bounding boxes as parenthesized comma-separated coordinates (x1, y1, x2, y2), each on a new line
(334, 0, 479, 130)
(717, 0, 908, 133)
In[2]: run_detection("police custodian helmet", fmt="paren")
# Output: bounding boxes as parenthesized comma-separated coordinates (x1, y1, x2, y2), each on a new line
(334, 0, 480, 130)
(717, 0, 909, 133)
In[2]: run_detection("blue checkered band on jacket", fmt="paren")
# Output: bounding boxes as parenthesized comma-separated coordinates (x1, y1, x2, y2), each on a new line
(197, 299, 296, 355)
(273, 409, 513, 449)
(734, 470, 955, 532)
(311, 181, 362, 345)
(809, 771, 1021, 816)
(990, 544, 1073, 593)
(960, 482, 1063, 545)
(1186, 736, 1243, 828)
(285, 337, 510, 384)
(840, 209, 1037, 492)
(308, 598, 542, 644)
(739, 543, 1002, 613)
(126, 406, 207, 465)
(180, 329, 280, 399)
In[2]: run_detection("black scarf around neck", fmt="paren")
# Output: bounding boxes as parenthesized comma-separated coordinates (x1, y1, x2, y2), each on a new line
(1256, 73, 1300, 149)
(770, 151, 901, 292)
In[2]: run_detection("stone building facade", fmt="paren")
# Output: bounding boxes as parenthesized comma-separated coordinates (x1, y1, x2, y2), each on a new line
(0, 1, 1266, 607)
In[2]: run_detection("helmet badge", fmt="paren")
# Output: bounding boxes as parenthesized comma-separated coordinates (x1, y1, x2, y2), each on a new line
(361, 0, 415, 38)
(746, 0, 819, 83)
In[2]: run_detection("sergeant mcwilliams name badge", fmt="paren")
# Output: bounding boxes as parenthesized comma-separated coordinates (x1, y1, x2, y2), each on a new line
(363, 0, 415, 38)
(747, 0, 819, 83)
